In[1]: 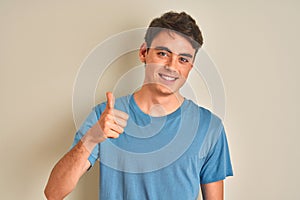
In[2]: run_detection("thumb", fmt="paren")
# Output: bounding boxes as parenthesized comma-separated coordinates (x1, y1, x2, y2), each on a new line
(106, 92, 114, 109)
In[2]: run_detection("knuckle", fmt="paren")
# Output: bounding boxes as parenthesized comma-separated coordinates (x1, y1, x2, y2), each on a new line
(104, 115, 110, 121)
(103, 127, 110, 133)
(107, 109, 113, 115)
(104, 121, 111, 127)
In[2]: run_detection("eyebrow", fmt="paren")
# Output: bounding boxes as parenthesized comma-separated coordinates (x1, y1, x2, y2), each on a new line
(154, 46, 193, 58)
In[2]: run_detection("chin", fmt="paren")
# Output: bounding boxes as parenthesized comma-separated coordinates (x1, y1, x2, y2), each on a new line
(155, 85, 178, 96)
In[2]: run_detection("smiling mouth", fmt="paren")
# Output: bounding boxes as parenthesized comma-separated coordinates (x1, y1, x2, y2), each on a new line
(158, 73, 178, 81)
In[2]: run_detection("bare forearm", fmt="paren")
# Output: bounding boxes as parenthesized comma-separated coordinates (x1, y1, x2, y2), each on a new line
(44, 92, 128, 199)
(44, 140, 92, 200)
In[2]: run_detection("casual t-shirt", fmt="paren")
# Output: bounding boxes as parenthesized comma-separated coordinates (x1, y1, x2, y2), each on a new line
(72, 94, 233, 200)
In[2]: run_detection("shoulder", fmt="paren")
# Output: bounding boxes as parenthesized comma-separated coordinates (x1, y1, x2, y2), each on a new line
(185, 99, 222, 125)
(185, 100, 226, 159)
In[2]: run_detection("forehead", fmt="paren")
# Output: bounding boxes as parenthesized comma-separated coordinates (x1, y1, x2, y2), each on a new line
(150, 31, 195, 56)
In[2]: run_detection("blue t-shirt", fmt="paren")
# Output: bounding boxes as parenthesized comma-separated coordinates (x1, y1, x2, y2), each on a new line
(72, 94, 233, 200)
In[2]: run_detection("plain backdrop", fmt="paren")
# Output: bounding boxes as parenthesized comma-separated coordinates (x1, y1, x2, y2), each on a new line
(0, 0, 299, 199)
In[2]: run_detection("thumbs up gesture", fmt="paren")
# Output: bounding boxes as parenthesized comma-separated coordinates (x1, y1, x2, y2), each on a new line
(82, 92, 129, 151)
(100, 92, 129, 138)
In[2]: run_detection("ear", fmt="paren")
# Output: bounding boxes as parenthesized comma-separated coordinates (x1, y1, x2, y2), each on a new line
(139, 42, 147, 63)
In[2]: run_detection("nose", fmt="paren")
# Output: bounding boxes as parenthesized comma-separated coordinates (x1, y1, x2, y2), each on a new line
(165, 54, 179, 72)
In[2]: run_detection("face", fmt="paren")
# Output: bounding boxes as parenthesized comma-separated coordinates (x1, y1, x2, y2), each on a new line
(139, 30, 196, 96)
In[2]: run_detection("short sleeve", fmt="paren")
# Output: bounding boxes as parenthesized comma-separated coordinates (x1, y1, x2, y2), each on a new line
(199, 127, 233, 184)
(70, 106, 102, 167)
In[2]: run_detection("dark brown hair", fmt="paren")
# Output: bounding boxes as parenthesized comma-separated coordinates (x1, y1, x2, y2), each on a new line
(145, 11, 203, 52)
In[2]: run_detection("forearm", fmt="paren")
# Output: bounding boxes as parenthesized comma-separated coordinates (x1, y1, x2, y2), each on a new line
(44, 92, 127, 199)
(44, 140, 93, 200)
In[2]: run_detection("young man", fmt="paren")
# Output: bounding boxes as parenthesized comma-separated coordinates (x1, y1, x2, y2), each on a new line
(45, 11, 233, 200)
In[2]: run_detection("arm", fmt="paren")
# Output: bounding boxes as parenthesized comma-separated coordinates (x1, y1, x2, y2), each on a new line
(44, 141, 92, 200)
(44, 92, 128, 200)
(199, 123, 233, 200)
(200, 180, 224, 200)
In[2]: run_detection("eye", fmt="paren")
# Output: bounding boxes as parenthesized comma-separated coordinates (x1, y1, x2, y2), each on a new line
(179, 57, 189, 63)
(157, 51, 168, 57)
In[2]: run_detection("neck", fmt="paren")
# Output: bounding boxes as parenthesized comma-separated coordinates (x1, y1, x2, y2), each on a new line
(133, 86, 184, 117)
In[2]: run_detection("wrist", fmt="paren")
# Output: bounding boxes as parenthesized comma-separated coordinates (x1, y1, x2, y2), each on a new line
(81, 134, 99, 153)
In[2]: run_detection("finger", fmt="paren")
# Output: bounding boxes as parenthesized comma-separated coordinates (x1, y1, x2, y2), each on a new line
(107, 131, 120, 139)
(107, 129, 122, 138)
(106, 92, 114, 109)
(113, 109, 129, 120)
(114, 117, 127, 128)
(108, 122, 124, 134)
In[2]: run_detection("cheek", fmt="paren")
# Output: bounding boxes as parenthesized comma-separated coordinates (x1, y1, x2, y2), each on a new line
(180, 68, 191, 80)
(145, 64, 159, 78)
(146, 62, 161, 71)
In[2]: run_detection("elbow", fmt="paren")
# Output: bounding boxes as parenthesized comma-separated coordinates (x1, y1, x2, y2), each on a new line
(44, 181, 74, 200)
(44, 187, 52, 200)
(44, 186, 56, 200)
(44, 185, 64, 200)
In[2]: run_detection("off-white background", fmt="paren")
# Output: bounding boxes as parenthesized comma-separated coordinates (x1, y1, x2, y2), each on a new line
(1, 0, 299, 199)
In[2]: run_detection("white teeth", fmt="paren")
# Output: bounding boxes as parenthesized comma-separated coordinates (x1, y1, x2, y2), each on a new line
(160, 74, 176, 81)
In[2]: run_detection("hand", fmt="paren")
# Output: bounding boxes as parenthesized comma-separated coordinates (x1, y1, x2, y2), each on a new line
(82, 92, 129, 151)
